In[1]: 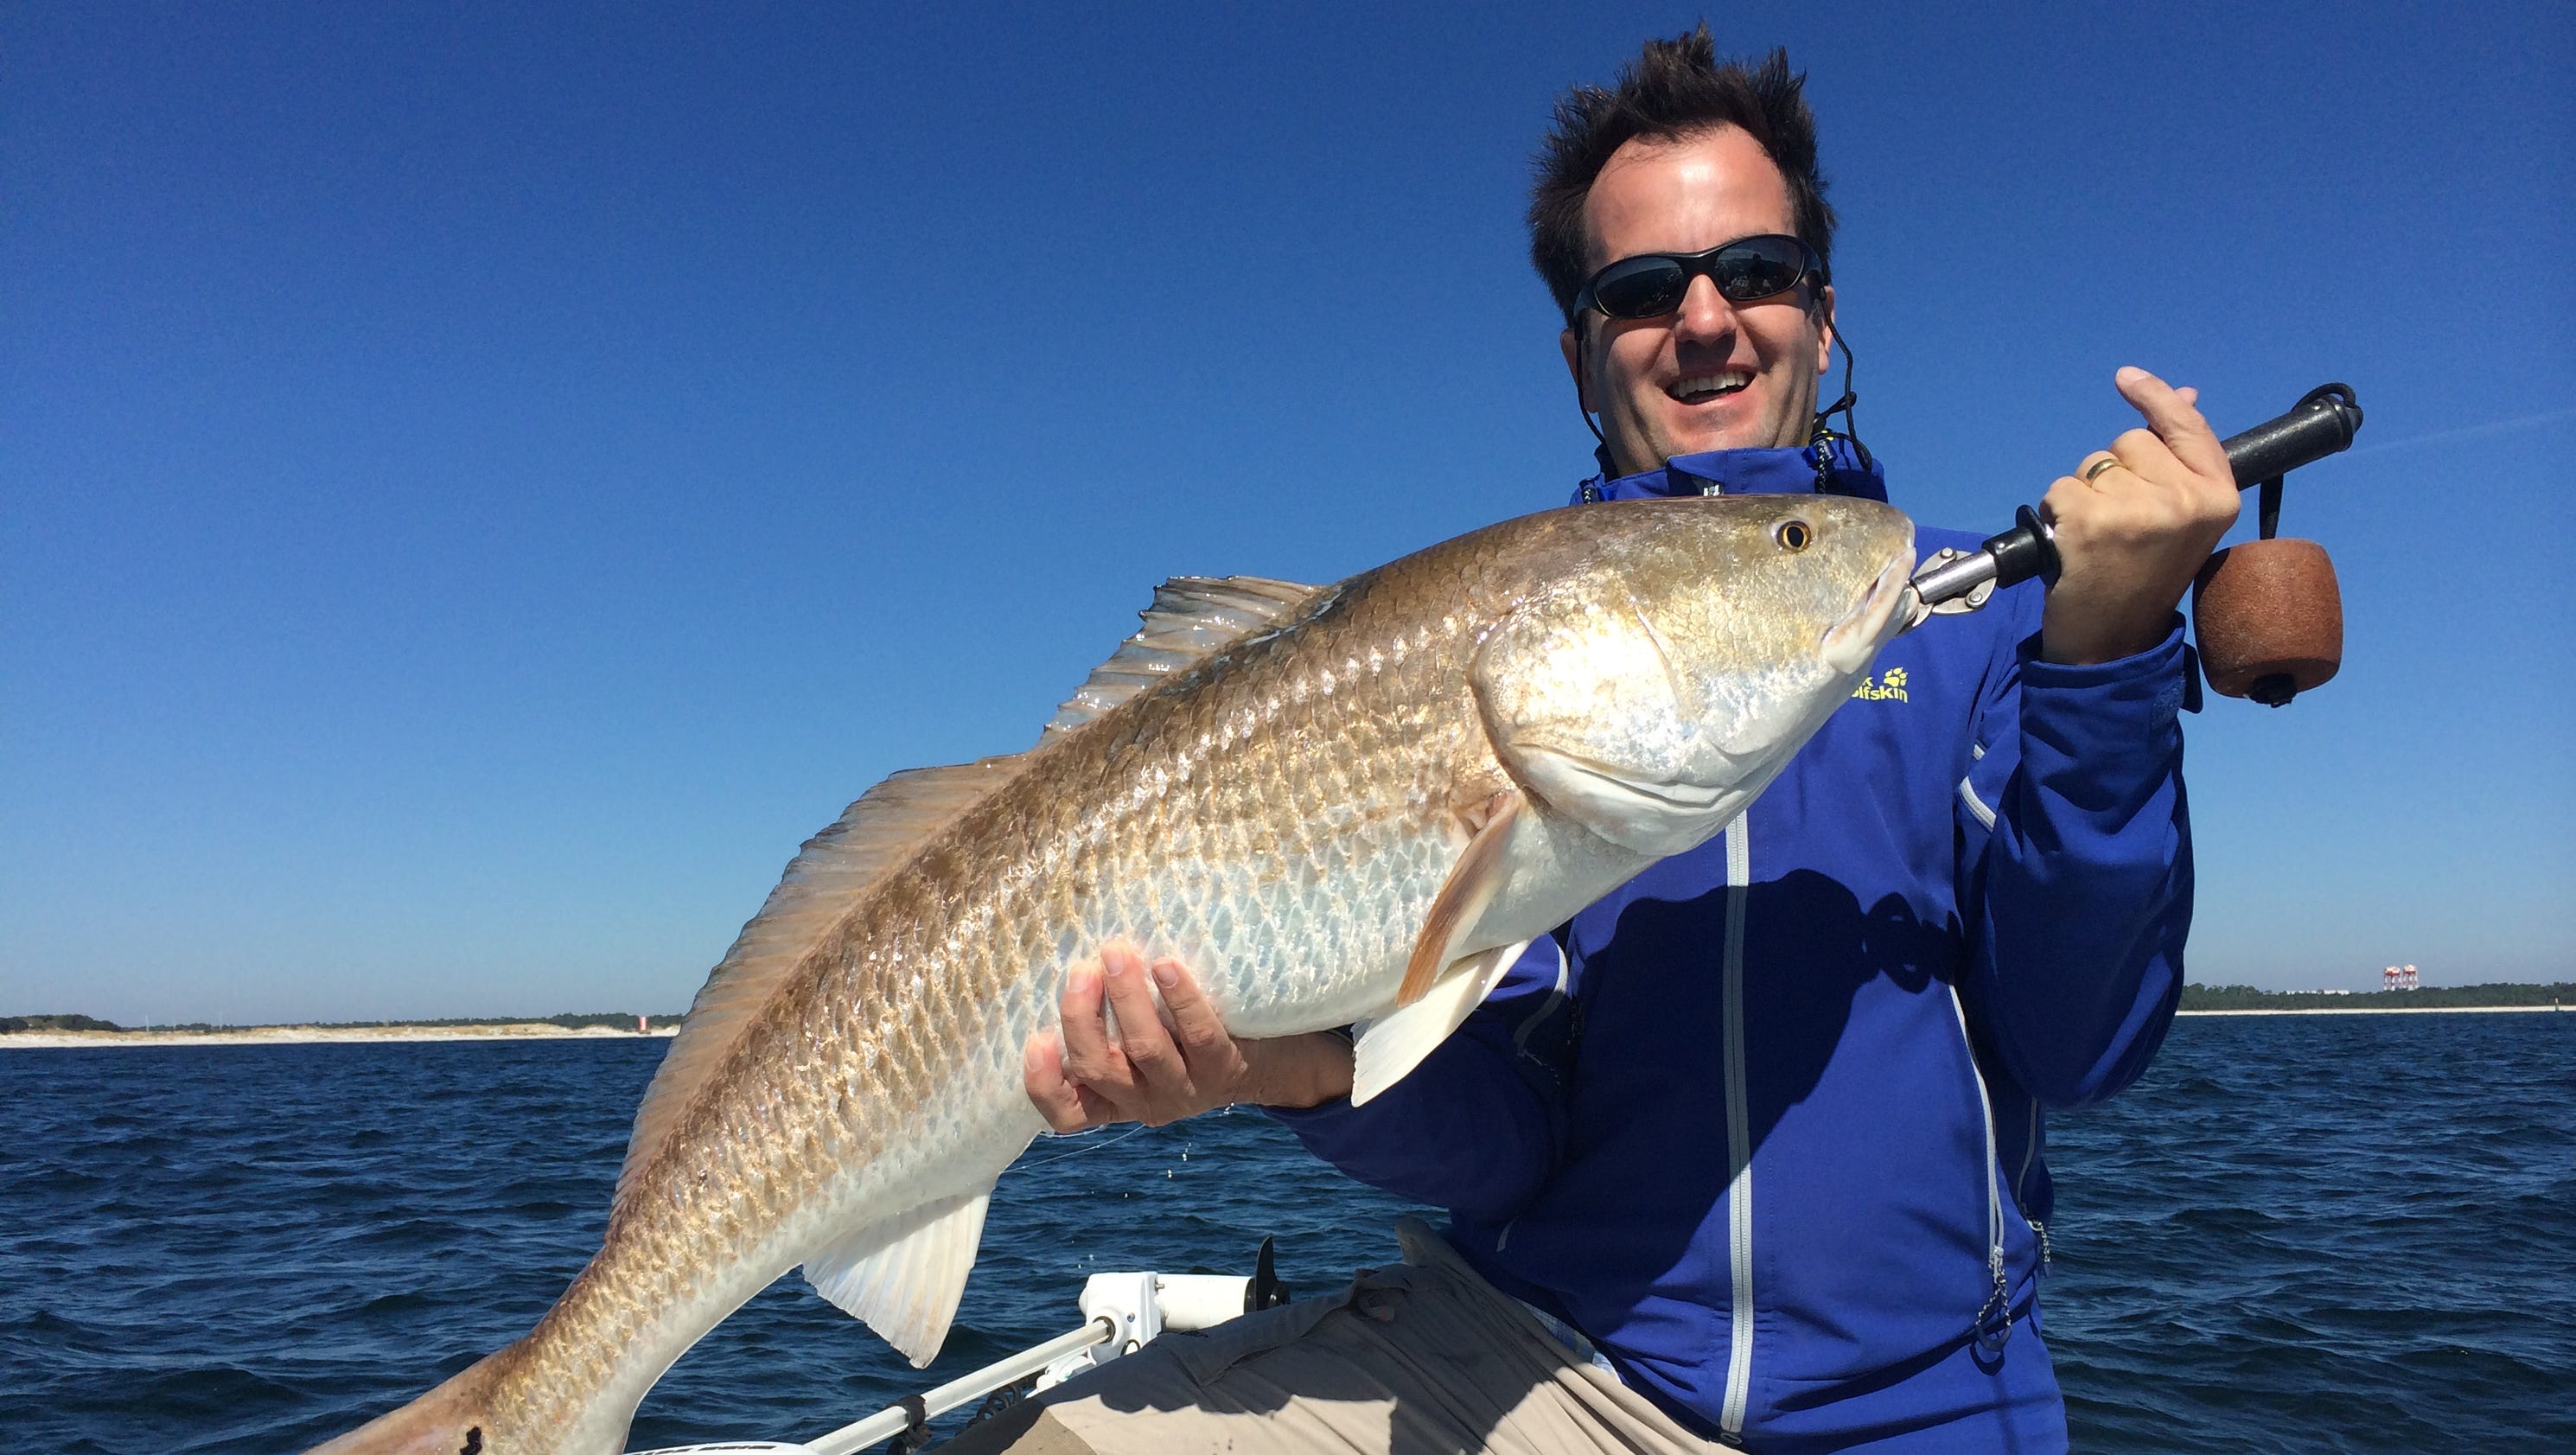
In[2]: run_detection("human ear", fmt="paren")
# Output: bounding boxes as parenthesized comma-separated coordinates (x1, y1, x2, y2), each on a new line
(1812, 284, 1836, 377)
(1560, 326, 1592, 412)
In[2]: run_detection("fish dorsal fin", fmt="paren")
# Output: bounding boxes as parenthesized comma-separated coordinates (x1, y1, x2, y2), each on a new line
(616, 756, 1025, 1203)
(1350, 938, 1533, 1106)
(805, 1185, 996, 1368)
(1043, 575, 1323, 737)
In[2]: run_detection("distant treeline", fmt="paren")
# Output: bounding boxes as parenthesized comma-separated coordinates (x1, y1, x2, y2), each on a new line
(2181, 982, 2573, 1011)
(0, 1013, 124, 1033)
(0, 1011, 680, 1033)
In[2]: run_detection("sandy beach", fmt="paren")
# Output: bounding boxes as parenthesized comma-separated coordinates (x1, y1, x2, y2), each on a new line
(0, 1023, 679, 1050)
(7, 1005, 2561, 1050)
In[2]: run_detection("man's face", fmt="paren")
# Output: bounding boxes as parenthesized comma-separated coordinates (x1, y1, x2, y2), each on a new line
(1560, 124, 1835, 475)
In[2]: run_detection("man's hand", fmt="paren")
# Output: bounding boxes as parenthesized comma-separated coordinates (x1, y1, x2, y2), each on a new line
(1022, 941, 1354, 1133)
(2037, 367, 2241, 666)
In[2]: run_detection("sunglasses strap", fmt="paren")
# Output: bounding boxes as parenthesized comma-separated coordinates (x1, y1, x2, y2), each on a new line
(1808, 324, 1871, 491)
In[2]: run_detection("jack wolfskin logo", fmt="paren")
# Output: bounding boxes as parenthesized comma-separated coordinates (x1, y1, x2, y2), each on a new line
(1852, 667, 1909, 702)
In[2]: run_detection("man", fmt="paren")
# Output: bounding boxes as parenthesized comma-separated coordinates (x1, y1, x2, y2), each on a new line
(968, 29, 2235, 1455)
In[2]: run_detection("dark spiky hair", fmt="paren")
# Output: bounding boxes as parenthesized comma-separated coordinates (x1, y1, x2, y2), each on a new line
(1528, 29, 1836, 325)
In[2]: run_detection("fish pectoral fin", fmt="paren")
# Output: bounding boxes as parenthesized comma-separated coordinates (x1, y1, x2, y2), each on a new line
(1353, 791, 1526, 1105)
(1350, 939, 1533, 1107)
(1398, 789, 1525, 1006)
(804, 1184, 995, 1369)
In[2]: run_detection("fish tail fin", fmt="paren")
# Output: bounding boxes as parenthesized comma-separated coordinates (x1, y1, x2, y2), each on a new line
(303, 1345, 569, 1455)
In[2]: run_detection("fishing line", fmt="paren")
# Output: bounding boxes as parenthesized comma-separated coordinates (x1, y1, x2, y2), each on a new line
(1015, 1122, 1151, 1171)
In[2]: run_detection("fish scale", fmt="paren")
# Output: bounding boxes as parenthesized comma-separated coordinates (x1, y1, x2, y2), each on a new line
(308, 495, 1917, 1455)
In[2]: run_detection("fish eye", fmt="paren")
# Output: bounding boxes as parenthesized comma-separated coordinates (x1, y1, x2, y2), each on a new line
(1774, 520, 1813, 552)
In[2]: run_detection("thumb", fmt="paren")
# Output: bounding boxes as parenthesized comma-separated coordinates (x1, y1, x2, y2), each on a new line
(2115, 366, 2230, 479)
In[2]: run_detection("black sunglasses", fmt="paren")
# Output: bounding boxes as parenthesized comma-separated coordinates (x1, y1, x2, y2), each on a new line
(1572, 234, 1827, 322)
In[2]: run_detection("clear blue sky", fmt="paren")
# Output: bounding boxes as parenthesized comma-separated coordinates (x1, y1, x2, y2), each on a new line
(5, 2, 2569, 1023)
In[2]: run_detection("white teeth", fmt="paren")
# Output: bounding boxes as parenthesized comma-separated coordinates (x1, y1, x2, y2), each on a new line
(1672, 370, 1754, 402)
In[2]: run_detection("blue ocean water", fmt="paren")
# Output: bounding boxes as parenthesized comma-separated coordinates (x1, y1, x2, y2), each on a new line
(3, 1012, 2569, 1452)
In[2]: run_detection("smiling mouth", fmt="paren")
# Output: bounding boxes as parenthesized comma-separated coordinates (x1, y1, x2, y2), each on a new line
(1669, 368, 1754, 405)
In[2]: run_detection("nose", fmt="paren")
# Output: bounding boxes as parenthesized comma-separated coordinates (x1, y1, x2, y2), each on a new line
(1672, 272, 1738, 347)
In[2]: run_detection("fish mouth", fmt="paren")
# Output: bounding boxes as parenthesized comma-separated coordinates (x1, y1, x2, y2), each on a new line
(1820, 548, 1915, 675)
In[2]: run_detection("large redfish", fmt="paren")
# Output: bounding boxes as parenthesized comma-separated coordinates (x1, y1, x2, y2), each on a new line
(310, 495, 1916, 1455)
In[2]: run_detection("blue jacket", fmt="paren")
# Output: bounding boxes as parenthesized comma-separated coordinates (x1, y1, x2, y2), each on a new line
(1275, 440, 2193, 1452)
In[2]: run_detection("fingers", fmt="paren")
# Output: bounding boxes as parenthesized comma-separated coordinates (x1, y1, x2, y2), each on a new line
(2114, 365, 2231, 481)
(2035, 371, 2243, 666)
(1023, 1030, 1104, 1133)
(2035, 472, 2091, 540)
(2101, 427, 2182, 498)
(1099, 941, 1185, 1088)
(2080, 367, 2241, 518)
(1151, 957, 1234, 1064)
(1034, 940, 1255, 1127)
(1055, 955, 1119, 1084)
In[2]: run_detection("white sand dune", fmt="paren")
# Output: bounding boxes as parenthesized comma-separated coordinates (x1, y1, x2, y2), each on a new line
(0, 1023, 679, 1050)
(6, 1005, 2561, 1050)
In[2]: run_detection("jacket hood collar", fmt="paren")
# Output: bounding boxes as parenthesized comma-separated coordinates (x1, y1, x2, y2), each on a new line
(1578, 437, 1886, 504)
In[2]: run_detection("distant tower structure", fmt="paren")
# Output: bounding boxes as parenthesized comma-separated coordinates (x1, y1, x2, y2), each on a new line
(2383, 965, 2401, 991)
(2403, 964, 2420, 991)
(637, 1013, 649, 1032)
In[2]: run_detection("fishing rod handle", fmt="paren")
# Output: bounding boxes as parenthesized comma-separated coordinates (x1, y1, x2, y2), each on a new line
(2216, 382, 2364, 490)
(1965, 383, 2365, 596)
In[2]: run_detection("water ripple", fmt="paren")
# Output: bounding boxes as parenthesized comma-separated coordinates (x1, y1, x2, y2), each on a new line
(2, 1017, 2569, 1451)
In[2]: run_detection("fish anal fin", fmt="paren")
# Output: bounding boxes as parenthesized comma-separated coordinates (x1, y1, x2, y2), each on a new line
(806, 1187, 995, 1369)
(1351, 939, 1533, 1106)
(616, 756, 1025, 1204)
(1397, 791, 1524, 1006)
(1043, 576, 1325, 738)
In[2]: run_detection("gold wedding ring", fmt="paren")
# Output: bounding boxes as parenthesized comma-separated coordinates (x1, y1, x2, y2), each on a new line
(2082, 456, 2120, 482)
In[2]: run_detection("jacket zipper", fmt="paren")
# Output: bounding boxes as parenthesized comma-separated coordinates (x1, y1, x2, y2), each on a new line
(1947, 985, 2013, 1350)
(1718, 814, 1756, 1436)
(2020, 1101, 2051, 1272)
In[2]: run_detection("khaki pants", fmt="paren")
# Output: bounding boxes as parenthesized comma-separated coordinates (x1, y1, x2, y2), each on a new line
(934, 1219, 1729, 1455)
